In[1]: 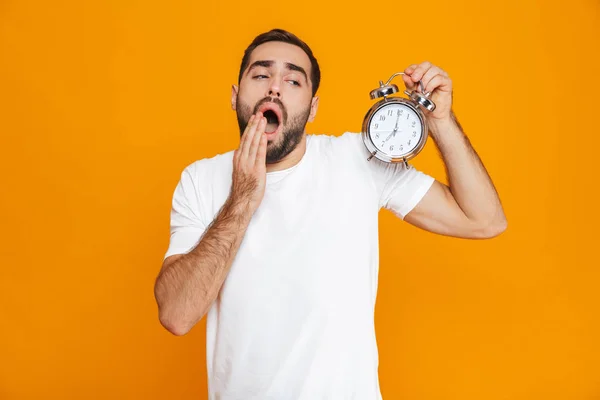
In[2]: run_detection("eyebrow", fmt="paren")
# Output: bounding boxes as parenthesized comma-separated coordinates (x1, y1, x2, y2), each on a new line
(246, 60, 308, 83)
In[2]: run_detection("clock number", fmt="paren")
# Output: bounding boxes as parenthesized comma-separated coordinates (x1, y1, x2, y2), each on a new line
(375, 133, 380, 138)
(408, 139, 411, 146)
(412, 131, 417, 137)
(390, 145, 394, 151)
(406, 113, 409, 120)
(411, 121, 416, 127)
(374, 123, 379, 129)
(399, 109, 403, 114)
(387, 109, 393, 116)
(400, 145, 404, 151)
(380, 115, 386, 121)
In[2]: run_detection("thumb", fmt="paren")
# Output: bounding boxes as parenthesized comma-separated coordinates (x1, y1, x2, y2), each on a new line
(402, 73, 416, 92)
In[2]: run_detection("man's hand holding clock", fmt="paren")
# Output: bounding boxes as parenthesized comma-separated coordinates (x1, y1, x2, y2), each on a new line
(363, 60, 507, 239)
(401, 61, 455, 141)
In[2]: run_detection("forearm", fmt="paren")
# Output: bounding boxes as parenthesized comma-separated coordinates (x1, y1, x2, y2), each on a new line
(154, 198, 252, 335)
(429, 112, 506, 228)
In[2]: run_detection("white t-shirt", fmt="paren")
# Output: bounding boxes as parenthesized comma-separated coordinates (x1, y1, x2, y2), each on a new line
(163, 131, 435, 400)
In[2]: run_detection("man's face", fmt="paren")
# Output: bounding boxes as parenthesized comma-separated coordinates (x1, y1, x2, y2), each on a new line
(232, 41, 318, 164)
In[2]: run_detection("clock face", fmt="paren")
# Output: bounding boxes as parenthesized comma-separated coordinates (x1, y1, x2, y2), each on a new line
(368, 103, 423, 158)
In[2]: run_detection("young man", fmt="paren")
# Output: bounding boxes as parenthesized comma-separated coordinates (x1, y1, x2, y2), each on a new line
(154, 28, 506, 399)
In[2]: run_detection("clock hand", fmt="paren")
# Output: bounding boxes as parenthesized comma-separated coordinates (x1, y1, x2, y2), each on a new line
(381, 131, 395, 145)
(381, 117, 403, 143)
(391, 114, 402, 138)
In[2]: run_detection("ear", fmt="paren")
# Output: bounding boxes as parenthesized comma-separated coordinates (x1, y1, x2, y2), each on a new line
(231, 84, 239, 111)
(307, 96, 319, 122)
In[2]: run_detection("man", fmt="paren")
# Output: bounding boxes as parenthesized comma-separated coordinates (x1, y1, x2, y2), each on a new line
(154, 28, 507, 399)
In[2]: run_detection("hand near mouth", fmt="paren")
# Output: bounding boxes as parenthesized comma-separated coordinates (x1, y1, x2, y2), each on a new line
(230, 112, 268, 217)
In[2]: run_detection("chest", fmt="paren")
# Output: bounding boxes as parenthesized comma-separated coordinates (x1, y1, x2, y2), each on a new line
(217, 162, 379, 318)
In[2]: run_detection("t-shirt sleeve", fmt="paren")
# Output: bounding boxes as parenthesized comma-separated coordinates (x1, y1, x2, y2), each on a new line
(163, 162, 209, 260)
(372, 159, 435, 219)
(347, 131, 436, 219)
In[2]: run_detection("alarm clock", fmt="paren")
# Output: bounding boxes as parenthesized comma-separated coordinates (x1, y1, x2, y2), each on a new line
(361, 72, 436, 167)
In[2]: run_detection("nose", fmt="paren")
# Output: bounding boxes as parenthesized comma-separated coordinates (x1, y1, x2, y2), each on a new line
(267, 78, 281, 98)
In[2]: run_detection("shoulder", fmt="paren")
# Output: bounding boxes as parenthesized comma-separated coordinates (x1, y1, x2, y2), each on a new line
(175, 150, 234, 190)
(309, 131, 369, 159)
(309, 131, 362, 145)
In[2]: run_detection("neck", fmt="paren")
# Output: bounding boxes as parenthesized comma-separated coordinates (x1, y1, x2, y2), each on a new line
(266, 134, 307, 173)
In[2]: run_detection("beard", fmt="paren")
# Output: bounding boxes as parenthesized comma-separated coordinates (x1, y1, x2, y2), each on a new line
(236, 96, 311, 164)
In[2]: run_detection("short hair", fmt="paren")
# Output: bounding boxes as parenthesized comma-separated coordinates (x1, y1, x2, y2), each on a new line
(237, 29, 321, 97)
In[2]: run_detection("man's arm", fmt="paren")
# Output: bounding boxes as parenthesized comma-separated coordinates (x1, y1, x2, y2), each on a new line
(401, 62, 507, 239)
(154, 112, 269, 336)
(404, 112, 507, 239)
(154, 198, 253, 336)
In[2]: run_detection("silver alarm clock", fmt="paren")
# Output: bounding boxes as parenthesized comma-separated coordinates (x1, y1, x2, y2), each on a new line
(362, 72, 436, 167)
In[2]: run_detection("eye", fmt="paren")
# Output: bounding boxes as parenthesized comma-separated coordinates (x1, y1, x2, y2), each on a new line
(288, 80, 300, 86)
(253, 75, 268, 80)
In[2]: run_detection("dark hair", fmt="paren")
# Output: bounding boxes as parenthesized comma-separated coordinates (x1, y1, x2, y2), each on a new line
(238, 29, 321, 97)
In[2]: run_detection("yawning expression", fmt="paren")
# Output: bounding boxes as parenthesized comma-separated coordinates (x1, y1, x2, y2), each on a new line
(232, 41, 319, 164)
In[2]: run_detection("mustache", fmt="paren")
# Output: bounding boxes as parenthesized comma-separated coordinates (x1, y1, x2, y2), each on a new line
(252, 97, 288, 123)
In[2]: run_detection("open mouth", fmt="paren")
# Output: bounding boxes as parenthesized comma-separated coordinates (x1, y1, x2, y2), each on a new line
(263, 109, 280, 134)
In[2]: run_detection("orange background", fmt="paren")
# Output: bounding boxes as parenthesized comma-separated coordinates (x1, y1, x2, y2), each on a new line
(1, 0, 599, 399)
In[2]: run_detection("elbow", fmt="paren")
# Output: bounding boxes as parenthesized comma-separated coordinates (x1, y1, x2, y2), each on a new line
(154, 293, 192, 336)
(154, 281, 195, 336)
(158, 310, 193, 336)
(155, 295, 208, 336)
(477, 215, 508, 239)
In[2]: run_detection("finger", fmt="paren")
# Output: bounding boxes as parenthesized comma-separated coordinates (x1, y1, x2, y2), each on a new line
(255, 132, 267, 169)
(248, 116, 266, 163)
(244, 116, 265, 163)
(424, 74, 452, 95)
(402, 64, 418, 90)
(241, 112, 262, 161)
(410, 61, 432, 82)
(245, 114, 256, 134)
(402, 73, 417, 91)
(242, 114, 256, 138)
(238, 114, 256, 157)
(421, 67, 444, 91)
(404, 64, 418, 75)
